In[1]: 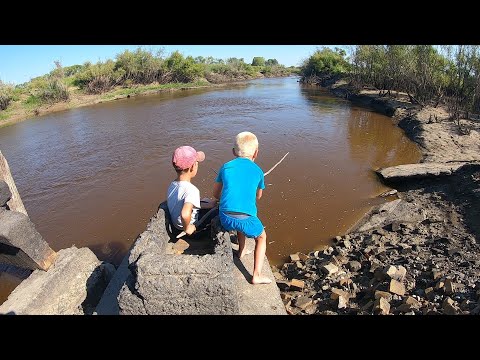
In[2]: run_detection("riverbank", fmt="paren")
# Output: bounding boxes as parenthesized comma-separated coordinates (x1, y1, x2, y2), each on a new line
(0, 74, 292, 129)
(276, 79, 480, 315)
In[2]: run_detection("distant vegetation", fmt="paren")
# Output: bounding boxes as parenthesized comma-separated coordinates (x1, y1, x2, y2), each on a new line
(300, 45, 480, 119)
(0, 81, 14, 110)
(0, 47, 299, 123)
(300, 47, 351, 83)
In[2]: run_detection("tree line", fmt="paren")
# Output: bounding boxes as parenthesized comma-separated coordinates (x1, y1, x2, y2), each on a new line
(300, 46, 480, 119)
(0, 48, 297, 115)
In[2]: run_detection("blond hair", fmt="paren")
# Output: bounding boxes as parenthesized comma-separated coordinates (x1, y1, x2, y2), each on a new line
(234, 131, 259, 157)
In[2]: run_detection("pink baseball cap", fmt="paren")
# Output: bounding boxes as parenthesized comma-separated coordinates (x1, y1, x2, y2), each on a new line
(172, 146, 205, 170)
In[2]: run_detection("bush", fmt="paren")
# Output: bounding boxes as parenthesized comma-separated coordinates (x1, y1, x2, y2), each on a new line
(301, 47, 351, 78)
(115, 47, 164, 84)
(252, 57, 265, 66)
(73, 60, 119, 93)
(266, 58, 279, 66)
(63, 64, 84, 77)
(28, 76, 69, 104)
(164, 51, 203, 83)
(84, 76, 113, 94)
(206, 63, 245, 81)
(39, 78, 69, 103)
(262, 65, 291, 77)
(0, 81, 14, 111)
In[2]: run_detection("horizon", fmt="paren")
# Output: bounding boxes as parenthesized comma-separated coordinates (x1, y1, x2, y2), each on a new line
(0, 45, 348, 85)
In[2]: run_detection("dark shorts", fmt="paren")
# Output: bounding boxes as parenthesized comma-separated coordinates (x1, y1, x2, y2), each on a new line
(172, 207, 219, 240)
(196, 207, 219, 232)
(219, 212, 264, 238)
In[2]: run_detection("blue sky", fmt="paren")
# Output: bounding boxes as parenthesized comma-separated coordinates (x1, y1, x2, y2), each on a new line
(0, 45, 345, 85)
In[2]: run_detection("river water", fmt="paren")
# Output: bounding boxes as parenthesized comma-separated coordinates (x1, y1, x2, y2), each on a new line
(0, 77, 421, 304)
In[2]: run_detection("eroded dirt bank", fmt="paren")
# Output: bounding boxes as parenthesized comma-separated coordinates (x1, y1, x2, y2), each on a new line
(275, 81, 480, 315)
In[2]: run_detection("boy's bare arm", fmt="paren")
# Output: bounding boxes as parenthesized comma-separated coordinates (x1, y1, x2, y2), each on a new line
(256, 188, 263, 200)
(213, 182, 223, 200)
(181, 202, 196, 235)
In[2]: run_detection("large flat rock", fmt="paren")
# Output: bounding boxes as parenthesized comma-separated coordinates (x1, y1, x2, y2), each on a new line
(377, 162, 468, 182)
(0, 246, 114, 315)
(353, 199, 426, 233)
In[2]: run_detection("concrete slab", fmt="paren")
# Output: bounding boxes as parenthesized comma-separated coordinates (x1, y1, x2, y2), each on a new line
(0, 246, 110, 315)
(0, 209, 57, 271)
(95, 252, 131, 315)
(231, 238, 286, 315)
(117, 210, 240, 315)
(98, 207, 286, 315)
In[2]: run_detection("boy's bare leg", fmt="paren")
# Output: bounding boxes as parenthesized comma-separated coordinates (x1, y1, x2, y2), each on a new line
(252, 230, 272, 285)
(237, 231, 251, 258)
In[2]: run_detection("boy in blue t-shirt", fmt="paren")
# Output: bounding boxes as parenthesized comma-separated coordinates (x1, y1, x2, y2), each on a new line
(213, 131, 271, 285)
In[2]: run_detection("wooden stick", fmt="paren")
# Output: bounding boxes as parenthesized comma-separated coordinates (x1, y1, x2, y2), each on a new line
(263, 152, 290, 176)
(0, 150, 28, 216)
(176, 152, 290, 239)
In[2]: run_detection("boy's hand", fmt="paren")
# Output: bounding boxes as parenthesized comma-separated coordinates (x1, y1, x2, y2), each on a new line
(185, 224, 196, 235)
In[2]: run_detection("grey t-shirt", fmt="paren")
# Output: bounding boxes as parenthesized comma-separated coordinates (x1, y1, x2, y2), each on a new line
(167, 180, 201, 230)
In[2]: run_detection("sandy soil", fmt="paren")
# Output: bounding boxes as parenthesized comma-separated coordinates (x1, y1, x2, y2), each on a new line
(400, 106, 480, 162)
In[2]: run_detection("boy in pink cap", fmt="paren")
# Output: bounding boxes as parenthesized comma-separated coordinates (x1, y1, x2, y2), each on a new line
(167, 146, 217, 236)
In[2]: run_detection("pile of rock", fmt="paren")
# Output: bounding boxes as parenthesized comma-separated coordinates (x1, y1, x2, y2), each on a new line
(275, 224, 480, 315)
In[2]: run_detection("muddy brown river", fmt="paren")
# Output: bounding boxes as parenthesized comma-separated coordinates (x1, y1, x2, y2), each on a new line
(0, 77, 421, 303)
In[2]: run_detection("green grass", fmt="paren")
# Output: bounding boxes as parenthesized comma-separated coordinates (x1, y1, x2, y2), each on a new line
(0, 107, 14, 123)
(100, 80, 210, 100)
(23, 95, 42, 109)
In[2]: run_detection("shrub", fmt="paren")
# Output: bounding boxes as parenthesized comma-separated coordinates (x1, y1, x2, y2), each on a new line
(164, 51, 203, 83)
(0, 81, 14, 111)
(252, 57, 265, 66)
(73, 60, 118, 93)
(28, 76, 69, 104)
(39, 78, 69, 103)
(63, 64, 84, 77)
(301, 47, 351, 78)
(115, 47, 164, 84)
(265, 58, 279, 66)
(262, 65, 290, 77)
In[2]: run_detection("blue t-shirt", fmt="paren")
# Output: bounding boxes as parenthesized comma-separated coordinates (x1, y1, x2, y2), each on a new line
(215, 157, 265, 216)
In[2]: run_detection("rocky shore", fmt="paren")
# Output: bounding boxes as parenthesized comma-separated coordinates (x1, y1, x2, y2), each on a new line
(275, 80, 480, 315)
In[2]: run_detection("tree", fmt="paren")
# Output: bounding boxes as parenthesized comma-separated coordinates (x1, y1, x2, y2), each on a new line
(265, 58, 279, 66)
(301, 47, 351, 78)
(0, 81, 13, 110)
(252, 57, 266, 66)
